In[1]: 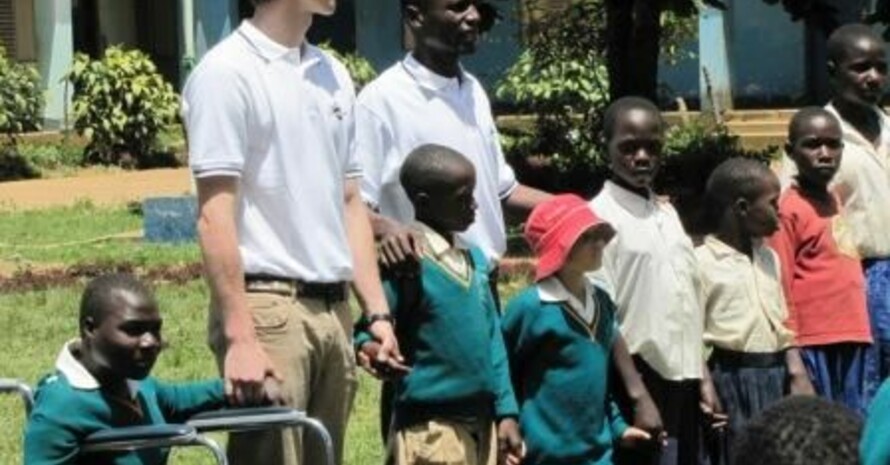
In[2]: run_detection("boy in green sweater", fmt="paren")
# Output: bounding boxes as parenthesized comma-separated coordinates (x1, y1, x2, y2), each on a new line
(355, 144, 523, 465)
(502, 194, 652, 465)
(24, 274, 262, 465)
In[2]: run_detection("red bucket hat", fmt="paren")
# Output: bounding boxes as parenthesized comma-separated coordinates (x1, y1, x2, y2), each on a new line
(524, 194, 609, 281)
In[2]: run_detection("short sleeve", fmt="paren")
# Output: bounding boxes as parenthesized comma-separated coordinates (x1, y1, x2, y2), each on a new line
(354, 101, 394, 207)
(493, 125, 518, 199)
(182, 60, 251, 178)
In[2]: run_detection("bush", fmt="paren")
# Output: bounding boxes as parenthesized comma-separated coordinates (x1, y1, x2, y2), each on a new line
(496, 0, 700, 195)
(318, 44, 378, 92)
(656, 118, 777, 235)
(66, 47, 180, 167)
(0, 45, 43, 136)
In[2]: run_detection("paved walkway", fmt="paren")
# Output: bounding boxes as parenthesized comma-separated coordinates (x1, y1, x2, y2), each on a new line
(0, 168, 192, 210)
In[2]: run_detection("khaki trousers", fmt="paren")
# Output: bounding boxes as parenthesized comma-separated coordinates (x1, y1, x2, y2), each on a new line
(389, 419, 497, 465)
(209, 291, 357, 465)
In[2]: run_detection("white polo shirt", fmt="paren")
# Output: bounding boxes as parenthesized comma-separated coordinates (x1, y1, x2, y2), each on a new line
(826, 104, 890, 259)
(590, 181, 704, 381)
(182, 21, 360, 282)
(355, 53, 518, 262)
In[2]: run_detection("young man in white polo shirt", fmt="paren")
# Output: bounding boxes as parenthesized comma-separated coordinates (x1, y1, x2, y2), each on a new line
(824, 24, 890, 383)
(181, 1, 403, 464)
(590, 97, 723, 465)
(355, 0, 550, 304)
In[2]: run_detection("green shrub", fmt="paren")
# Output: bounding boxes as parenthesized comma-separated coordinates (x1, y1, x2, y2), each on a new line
(66, 47, 180, 167)
(656, 118, 778, 235)
(319, 44, 378, 92)
(0, 45, 43, 136)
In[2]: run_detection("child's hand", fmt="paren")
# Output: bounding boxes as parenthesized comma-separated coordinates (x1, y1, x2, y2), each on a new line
(619, 426, 653, 448)
(496, 418, 525, 465)
(700, 378, 729, 430)
(633, 394, 663, 436)
(788, 373, 816, 396)
(356, 341, 410, 380)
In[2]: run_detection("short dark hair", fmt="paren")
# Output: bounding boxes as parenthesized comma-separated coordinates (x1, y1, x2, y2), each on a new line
(827, 23, 884, 67)
(787, 106, 841, 145)
(702, 157, 774, 231)
(400, 144, 474, 199)
(603, 96, 662, 141)
(731, 396, 862, 465)
(79, 274, 156, 332)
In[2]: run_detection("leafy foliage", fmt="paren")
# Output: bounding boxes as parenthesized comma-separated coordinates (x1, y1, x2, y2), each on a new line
(0, 45, 43, 136)
(656, 118, 777, 234)
(66, 47, 180, 167)
(495, 0, 701, 194)
(318, 44, 378, 92)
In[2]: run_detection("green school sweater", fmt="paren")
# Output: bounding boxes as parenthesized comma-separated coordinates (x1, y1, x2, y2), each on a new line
(502, 285, 628, 465)
(24, 373, 224, 465)
(862, 379, 890, 465)
(356, 246, 518, 428)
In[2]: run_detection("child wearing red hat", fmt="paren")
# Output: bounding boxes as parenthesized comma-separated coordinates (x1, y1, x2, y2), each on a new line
(501, 194, 654, 465)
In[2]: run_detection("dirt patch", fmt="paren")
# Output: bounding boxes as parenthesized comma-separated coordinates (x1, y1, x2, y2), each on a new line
(0, 168, 192, 210)
(0, 262, 203, 294)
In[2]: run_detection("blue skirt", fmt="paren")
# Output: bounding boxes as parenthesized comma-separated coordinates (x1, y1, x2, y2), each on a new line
(708, 349, 787, 436)
(800, 342, 878, 416)
(864, 258, 890, 380)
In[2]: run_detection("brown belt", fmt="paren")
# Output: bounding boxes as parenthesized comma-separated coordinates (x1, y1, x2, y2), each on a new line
(244, 274, 347, 303)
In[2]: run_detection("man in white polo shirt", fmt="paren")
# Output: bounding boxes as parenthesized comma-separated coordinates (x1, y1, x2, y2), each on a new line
(356, 0, 550, 304)
(181, 1, 402, 464)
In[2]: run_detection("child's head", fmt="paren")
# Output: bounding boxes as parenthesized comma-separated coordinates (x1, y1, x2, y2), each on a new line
(603, 97, 665, 192)
(79, 274, 162, 382)
(786, 107, 844, 189)
(828, 24, 887, 107)
(524, 194, 615, 281)
(400, 143, 477, 234)
(731, 396, 862, 465)
(704, 158, 780, 239)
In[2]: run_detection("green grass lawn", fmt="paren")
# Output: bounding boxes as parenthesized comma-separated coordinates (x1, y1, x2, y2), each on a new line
(0, 202, 199, 269)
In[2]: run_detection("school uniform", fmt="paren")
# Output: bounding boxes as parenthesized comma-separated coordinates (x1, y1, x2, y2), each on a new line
(696, 236, 794, 435)
(825, 103, 890, 381)
(769, 185, 877, 414)
(502, 278, 627, 465)
(183, 20, 359, 465)
(24, 340, 225, 465)
(590, 181, 705, 465)
(861, 379, 890, 465)
(355, 223, 518, 465)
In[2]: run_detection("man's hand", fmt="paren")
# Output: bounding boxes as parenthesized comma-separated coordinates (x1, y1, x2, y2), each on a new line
(356, 340, 410, 379)
(377, 220, 423, 272)
(367, 319, 410, 376)
(633, 393, 664, 436)
(700, 377, 728, 430)
(224, 338, 282, 406)
(496, 418, 524, 465)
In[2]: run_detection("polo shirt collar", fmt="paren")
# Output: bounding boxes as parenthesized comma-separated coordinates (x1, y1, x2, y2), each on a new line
(825, 103, 890, 150)
(602, 180, 656, 216)
(402, 53, 465, 93)
(56, 339, 140, 398)
(238, 20, 319, 67)
(703, 235, 765, 262)
(538, 276, 584, 310)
